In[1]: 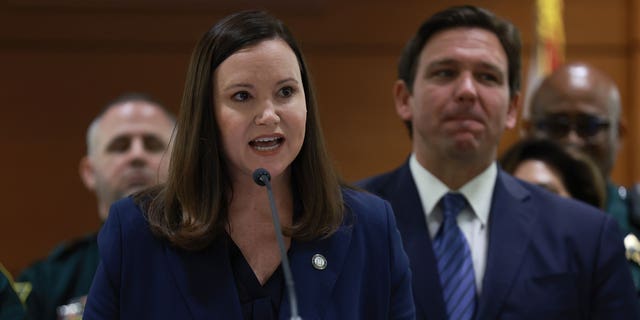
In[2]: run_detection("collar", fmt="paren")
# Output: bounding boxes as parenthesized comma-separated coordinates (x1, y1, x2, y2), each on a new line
(409, 154, 495, 226)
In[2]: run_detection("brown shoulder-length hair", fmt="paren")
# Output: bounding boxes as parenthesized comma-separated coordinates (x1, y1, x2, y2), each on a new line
(136, 10, 344, 251)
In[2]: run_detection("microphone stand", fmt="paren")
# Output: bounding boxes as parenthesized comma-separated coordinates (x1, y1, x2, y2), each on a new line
(253, 168, 302, 320)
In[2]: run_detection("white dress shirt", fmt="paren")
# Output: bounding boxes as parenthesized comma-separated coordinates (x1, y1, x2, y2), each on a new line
(409, 154, 496, 294)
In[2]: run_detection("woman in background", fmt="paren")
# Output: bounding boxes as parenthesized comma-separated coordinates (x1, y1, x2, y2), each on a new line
(500, 138, 606, 209)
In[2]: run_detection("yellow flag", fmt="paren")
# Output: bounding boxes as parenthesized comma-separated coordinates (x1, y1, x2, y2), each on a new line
(523, 0, 565, 119)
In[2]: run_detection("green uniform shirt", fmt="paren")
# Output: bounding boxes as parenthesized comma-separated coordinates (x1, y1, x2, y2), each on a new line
(0, 263, 26, 320)
(605, 182, 640, 293)
(18, 233, 98, 320)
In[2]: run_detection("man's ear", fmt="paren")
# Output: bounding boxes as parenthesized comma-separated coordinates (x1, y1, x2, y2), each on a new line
(505, 93, 521, 130)
(394, 80, 413, 121)
(79, 156, 96, 191)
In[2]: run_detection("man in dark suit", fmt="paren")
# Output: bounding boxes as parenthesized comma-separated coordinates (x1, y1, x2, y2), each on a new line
(358, 5, 639, 319)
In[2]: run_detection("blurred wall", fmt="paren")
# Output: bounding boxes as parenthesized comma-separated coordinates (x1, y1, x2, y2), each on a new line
(0, 0, 637, 274)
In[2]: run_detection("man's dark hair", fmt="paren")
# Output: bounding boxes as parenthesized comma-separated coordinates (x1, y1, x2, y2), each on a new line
(398, 5, 521, 96)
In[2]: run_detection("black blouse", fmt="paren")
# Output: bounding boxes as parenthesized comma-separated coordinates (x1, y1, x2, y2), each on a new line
(228, 237, 285, 320)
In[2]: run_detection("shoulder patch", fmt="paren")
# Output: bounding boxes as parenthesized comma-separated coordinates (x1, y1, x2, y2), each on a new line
(13, 281, 31, 304)
(1, 263, 30, 304)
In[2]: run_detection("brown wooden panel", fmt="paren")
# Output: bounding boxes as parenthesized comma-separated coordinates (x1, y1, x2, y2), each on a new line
(628, 50, 640, 184)
(0, 51, 186, 274)
(0, 0, 636, 276)
(306, 52, 411, 181)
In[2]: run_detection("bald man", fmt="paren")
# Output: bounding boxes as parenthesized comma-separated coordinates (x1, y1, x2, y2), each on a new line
(18, 93, 175, 320)
(525, 62, 640, 293)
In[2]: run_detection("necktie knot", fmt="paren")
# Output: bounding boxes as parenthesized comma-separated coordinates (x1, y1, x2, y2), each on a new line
(441, 192, 466, 220)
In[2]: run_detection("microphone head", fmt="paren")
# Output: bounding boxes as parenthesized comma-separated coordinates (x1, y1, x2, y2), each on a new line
(252, 168, 271, 186)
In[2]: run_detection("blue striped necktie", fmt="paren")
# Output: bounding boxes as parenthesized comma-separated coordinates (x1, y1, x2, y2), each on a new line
(433, 192, 476, 320)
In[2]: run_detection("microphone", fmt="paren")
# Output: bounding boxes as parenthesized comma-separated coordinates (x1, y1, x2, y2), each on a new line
(252, 168, 302, 320)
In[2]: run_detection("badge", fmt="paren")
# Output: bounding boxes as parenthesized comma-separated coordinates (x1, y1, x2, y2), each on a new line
(624, 233, 640, 266)
(312, 253, 327, 270)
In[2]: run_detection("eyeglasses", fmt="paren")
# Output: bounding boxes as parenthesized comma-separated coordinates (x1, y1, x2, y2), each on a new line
(534, 113, 611, 139)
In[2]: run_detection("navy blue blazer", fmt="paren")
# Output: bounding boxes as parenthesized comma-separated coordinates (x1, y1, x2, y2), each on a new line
(83, 188, 415, 319)
(358, 161, 640, 319)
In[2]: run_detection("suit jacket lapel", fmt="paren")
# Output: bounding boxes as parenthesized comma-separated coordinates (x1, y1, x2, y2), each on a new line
(281, 222, 353, 320)
(391, 163, 447, 320)
(476, 171, 536, 319)
(164, 237, 243, 320)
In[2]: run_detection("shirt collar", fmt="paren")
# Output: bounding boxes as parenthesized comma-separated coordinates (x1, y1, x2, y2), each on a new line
(409, 154, 496, 226)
